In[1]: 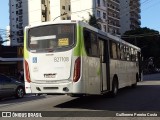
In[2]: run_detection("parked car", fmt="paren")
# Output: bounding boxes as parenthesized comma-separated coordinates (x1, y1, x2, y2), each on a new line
(0, 74, 25, 99)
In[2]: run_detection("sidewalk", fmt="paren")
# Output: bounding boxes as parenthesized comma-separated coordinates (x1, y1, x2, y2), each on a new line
(143, 73, 160, 81)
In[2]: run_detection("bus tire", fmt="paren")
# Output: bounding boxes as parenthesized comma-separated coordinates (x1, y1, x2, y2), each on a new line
(110, 77, 118, 97)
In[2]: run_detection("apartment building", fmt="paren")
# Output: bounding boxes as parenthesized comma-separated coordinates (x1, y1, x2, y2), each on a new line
(9, 0, 140, 46)
(120, 0, 141, 35)
(50, 0, 71, 21)
(9, 0, 50, 46)
(71, 0, 120, 34)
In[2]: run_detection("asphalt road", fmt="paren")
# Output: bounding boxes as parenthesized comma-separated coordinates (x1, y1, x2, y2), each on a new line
(0, 73, 160, 120)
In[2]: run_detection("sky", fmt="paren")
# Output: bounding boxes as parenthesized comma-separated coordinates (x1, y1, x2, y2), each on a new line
(0, 0, 160, 32)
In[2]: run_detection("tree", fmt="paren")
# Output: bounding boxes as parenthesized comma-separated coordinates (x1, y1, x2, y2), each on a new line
(0, 35, 3, 42)
(88, 14, 100, 29)
(122, 27, 160, 69)
(0, 34, 9, 46)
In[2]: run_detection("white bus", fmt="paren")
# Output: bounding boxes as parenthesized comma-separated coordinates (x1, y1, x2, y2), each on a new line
(24, 20, 142, 97)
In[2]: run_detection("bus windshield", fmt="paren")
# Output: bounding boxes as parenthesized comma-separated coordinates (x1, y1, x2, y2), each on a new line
(28, 24, 75, 52)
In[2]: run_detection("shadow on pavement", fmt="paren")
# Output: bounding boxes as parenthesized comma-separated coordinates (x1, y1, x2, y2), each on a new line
(55, 81, 160, 111)
(0, 94, 46, 105)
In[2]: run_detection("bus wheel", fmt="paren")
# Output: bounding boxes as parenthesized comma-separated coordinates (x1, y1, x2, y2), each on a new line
(111, 77, 118, 97)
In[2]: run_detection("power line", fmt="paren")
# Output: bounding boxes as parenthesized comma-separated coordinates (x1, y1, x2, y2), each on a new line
(141, 0, 160, 13)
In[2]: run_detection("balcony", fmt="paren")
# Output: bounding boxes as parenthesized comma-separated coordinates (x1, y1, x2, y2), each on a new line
(16, 3, 22, 9)
(130, 1, 140, 11)
(109, 0, 120, 5)
(16, 30, 23, 36)
(107, 4, 120, 12)
(108, 21, 120, 28)
(108, 12, 120, 20)
(130, 7, 141, 14)
(18, 9, 23, 15)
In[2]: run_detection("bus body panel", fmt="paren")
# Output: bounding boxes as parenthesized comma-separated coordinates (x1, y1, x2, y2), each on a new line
(28, 50, 72, 83)
(82, 57, 101, 95)
(110, 60, 138, 89)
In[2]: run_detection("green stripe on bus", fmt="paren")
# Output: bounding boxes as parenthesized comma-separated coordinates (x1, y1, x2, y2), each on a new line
(97, 66, 101, 76)
(24, 32, 29, 59)
(74, 25, 87, 56)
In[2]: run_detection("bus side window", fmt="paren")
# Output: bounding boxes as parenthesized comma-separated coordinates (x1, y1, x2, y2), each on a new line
(120, 44, 124, 60)
(117, 43, 120, 59)
(110, 40, 118, 59)
(135, 50, 138, 62)
(84, 30, 91, 55)
(131, 49, 136, 61)
(91, 33, 99, 57)
(126, 46, 130, 61)
(84, 29, 99, 57)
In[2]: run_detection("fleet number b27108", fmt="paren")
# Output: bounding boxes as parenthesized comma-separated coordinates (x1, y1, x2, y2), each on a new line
(54, 57, 69, 62)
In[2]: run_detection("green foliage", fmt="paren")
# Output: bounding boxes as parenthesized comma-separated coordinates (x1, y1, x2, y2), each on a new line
(88, 14, 100, 29)
(122, 27, 160, 68)
(122, 27, 160, 58)
(123, 27, 159, 35)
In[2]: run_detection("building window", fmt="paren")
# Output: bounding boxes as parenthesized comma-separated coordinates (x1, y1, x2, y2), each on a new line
(67, 16, 71, 20)
(69, 5, 70, 11)
(19, 23, 23, 29)
(110, 41, 118, 59)
(41, 0, 45, 4)
(19, 9, 23, 15)
(103, 0, 106, 7)
(17, 38, 23, 43)
(103, 25, 106, 32)
(19, 16, 23, 22)
(97, 10, 101, 18)
(62, 6, 65, 10)
(16, 11, 18, 15)
(103, 12, 106, 19)
(98, 23, 102, 30)
(97, 0, 100, 7)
